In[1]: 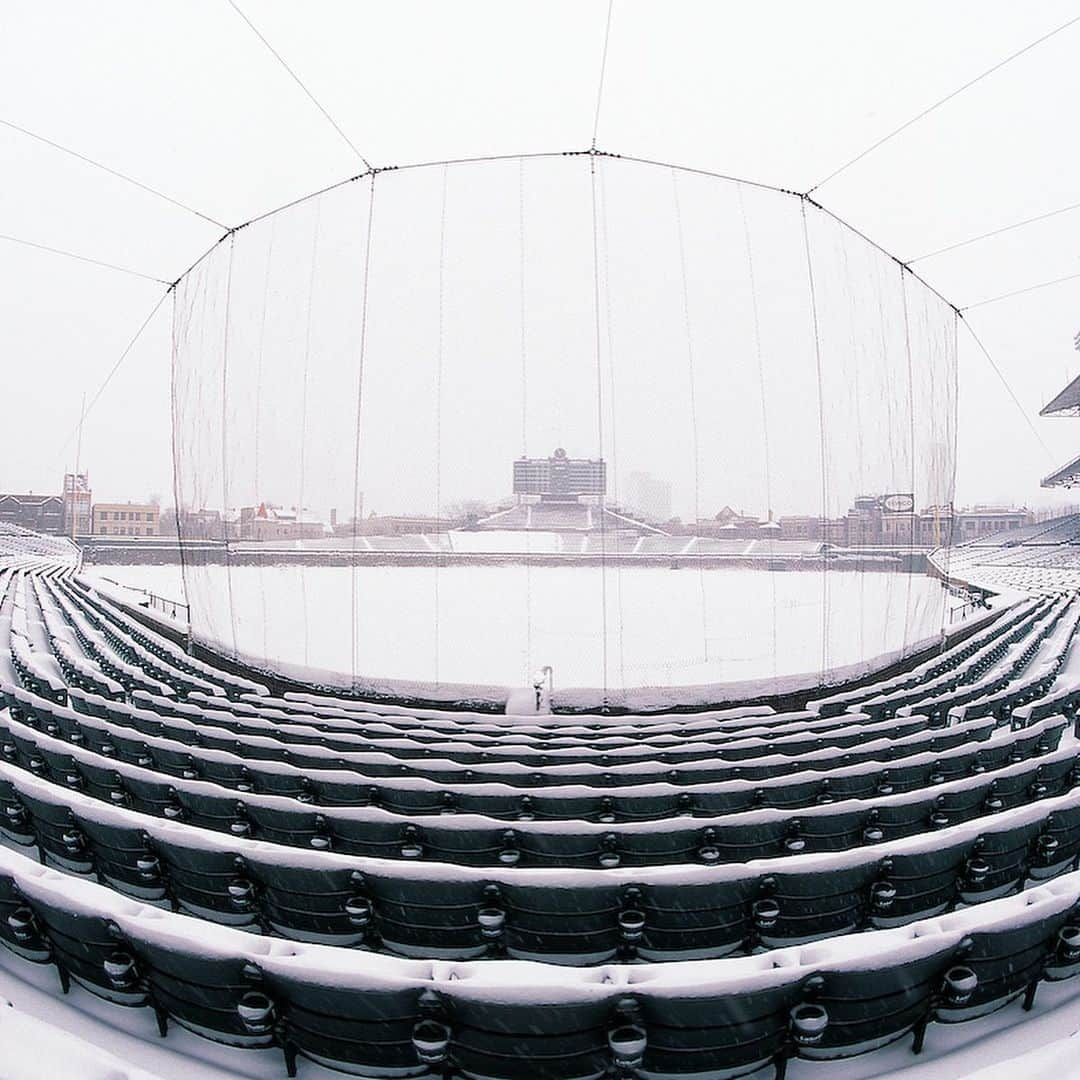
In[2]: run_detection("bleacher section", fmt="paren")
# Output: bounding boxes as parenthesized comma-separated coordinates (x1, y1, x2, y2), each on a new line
(933, 512, 1080, 593)
(2, 557, 1080, 1077)
(0, 523, 80, 565)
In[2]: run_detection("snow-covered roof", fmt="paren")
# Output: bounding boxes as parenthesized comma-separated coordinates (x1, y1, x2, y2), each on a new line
(1041, 373, 1080, 417)
(1042, 451, 1080, 489)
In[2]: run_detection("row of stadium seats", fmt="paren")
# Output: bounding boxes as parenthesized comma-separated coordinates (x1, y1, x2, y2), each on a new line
(897, 599, 1080, 725)
(1, 827, 1080, 1078)
(7, 677, 1060, 802)
(967, 515, 1080, 548)
(58, 575, 267, 700)
(812, 596, 1066, 720)
(11, 688, 1068, 833)
(2, 689, 1073, 868)
(2, 745, 1080, 962)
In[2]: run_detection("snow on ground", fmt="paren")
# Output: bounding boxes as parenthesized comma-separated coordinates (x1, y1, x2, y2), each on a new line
(83, 564, 963, 694)
(0, 952, 305, 1080)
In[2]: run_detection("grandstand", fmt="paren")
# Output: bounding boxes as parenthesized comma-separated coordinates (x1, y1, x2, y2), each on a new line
(0, 523, 81, 566)
(473, 500, 666, 535)
(931, 515, 1080, 594)
(0, 544, 1078, 1077)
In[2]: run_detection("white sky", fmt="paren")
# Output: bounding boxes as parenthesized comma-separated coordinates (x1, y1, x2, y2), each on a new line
(2, 0, 1079, 511)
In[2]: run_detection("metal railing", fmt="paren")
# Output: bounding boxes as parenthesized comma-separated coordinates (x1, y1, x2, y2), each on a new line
(96, 575, 190, 624)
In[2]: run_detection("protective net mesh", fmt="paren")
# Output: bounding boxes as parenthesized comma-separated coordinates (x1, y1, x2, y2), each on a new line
(171, 153, 957, 706)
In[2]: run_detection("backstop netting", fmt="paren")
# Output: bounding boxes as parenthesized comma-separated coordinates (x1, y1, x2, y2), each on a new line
(171, 153, 957, 707)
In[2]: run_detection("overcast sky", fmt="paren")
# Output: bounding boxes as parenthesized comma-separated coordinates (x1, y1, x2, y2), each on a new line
(2, 0, 1079, 512)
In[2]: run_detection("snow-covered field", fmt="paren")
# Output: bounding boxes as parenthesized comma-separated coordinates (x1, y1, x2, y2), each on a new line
(84, 563, 959, 692)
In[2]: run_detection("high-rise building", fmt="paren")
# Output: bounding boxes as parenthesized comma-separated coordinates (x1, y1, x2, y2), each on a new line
(624, 471, 672, 524)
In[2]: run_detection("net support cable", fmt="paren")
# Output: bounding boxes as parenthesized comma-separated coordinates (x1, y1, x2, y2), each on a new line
(597, 160, 627, 689)
(589, 154, 610, 705)
(871, 274, 899, 671)
(0, 232, 171, 285)
(175, 251, 216, 651)
(807, 11, 1080, 194)
(899, 267, 917, 656)
(738, 183, 779, 687)
(940, 310, 961, 643)
(350, 174, 378, 692)
(296, 200, 323, 669)
(804, 196, 959, 316)
(173, 155, 585, 287)
(590, 0, 615, 150)
(198, 148, 810, 272)
(671, 168, 709, 667)
(908, 197, 1080, 264)
(434, 164, 449, 686)
(219, 232, 240, 662)
(598, 149, 801, 197)
(254, 217, 277, 669)
(518, 158, 533, 684)
(800, 197, 831, 679)
(838, 233, 868, 665)
(960, 269, 1080, 311)
(235, 149, 800, 249)
(959, 313, 1056, 464)
(0, 116, 229, 231)
(51, 287, 172, 466)
(168, 287, 190, 649)
(225, 0, 372, 170)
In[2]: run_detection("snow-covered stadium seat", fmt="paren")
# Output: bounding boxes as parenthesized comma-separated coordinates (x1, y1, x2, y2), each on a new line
(2, 553, 1080, 1075)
